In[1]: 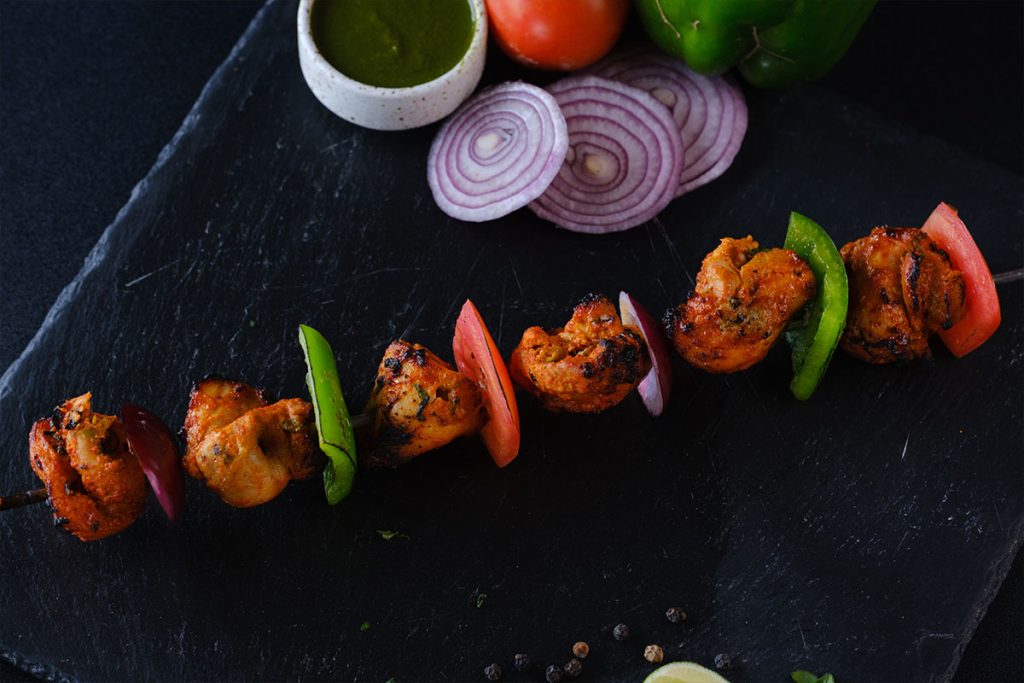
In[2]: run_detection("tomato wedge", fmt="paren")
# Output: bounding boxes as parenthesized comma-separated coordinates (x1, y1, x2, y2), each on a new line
(921, 202, 1001, 357)
(452, 300, 521, 467)
(121, 403, 185, 522)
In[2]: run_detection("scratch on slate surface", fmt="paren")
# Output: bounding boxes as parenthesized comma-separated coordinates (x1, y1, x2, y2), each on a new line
(901, 432, 912, 460)
(993, 503, 1005, 533)
(497, 272, 507, 348)
(796, 616, 809, 650)
(507, 256, 524, 298)
(398, 302, 427, 341)
(343, 266, 424, 283)
(654, 216, 693, 287)
(123, 258, 181, 288)
(915, 630, 956, 661)
(440, 244, 487, 326)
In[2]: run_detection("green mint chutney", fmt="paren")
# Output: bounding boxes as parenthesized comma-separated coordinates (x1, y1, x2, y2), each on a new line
(311, 0, 475, 88)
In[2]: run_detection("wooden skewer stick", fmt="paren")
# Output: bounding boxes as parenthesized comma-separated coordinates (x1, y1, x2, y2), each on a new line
(0, 487, 46, 511)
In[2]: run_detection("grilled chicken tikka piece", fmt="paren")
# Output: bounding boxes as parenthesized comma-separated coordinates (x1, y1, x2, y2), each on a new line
(510, 294, 650, 413)
(840, 227, 966, 363)
(183, 378, 321, 507)
(28, 393, 146, 541)
(665, 236, 816, 373)
(362, 340, 485, 468)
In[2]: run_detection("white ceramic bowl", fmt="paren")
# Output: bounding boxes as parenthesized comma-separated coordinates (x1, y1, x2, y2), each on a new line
(297, 0, 487, 130)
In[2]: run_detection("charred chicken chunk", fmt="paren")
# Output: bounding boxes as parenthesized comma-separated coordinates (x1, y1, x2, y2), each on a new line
(183, 378, 321, 508)
(665, 236, 816, 373)
(510, 294, 650, 413)
(840, 227, 966, 363)
(28, 393, 146, 541)
(362, 340, 485, 468)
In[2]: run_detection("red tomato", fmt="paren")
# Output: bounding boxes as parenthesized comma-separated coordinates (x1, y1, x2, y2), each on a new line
(452, 299, 521, 466)
(921, 202, 1001, 357)
(485, 0, 629, 71)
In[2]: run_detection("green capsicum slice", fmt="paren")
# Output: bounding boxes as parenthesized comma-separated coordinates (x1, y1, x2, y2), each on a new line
(634, 0, 876, 89)
(783, 212, 848, 400)
(298, 324, 356, 504)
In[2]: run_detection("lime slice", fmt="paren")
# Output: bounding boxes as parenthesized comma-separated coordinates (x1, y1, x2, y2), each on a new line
(643, 661, 731, 683)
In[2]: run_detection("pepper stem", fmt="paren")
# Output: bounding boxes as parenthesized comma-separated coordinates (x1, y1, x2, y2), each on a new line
(0, 487, 47, 511)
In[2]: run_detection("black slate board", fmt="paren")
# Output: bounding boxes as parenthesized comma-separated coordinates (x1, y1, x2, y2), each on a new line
(1, 1, 1021, 681)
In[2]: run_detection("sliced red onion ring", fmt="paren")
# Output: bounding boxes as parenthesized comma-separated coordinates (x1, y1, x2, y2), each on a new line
(529, 76, 684, 234)
(428, 82, 568, 222)
(122, 403, 185, 522)
(619, 291, 673, 417)
(593, 46, 748, 197)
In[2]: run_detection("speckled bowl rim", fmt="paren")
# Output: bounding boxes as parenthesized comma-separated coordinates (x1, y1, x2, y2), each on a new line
(296, 0, 487, 99)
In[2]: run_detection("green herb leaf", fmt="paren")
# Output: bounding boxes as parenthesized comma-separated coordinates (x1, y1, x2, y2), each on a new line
(791, 671, 835, 683)
(375, 529, 410, 541)
(360, 621, 371, 632)
(414, 383, 430, 420)
(476, 593, 487, 608)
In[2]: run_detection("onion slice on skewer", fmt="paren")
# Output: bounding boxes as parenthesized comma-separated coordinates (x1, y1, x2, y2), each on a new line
(121, 403, 185, 522)
(592, 47, 747, 197)
(428, 82, 568, 222)
(619, 291, 673, 416)
(529, 75, 685, 234)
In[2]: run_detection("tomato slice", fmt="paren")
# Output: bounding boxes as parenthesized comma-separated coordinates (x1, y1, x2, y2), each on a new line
(452, 299, 520, 467)
(920, 202, 1001, 357)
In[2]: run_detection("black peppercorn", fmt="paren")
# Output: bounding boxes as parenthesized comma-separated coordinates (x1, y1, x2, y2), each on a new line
(613, 623, 630, 641)
(665, 607, 687, 624)
(513, 653, 531, 672)
(545, 664, 563, 683)
(714, 653, 732, 670)
(563, 658, 582, 678)
(484, 663, 502, 681)
(572, 641, 590, 659)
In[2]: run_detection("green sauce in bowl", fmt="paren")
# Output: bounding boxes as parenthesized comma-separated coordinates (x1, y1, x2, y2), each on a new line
(311, 0, 475, 88)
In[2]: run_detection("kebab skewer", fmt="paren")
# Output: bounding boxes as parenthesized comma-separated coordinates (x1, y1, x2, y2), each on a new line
(2, 203, 1015, 540)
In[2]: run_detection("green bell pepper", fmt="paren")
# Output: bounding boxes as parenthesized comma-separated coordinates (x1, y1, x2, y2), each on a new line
(783, 212, 848, 400)
(634, 0, 876, 89)
(299, 324, 357, 504)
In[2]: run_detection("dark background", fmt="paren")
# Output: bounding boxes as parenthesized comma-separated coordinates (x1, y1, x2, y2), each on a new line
(0, 1, 1020, 681)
